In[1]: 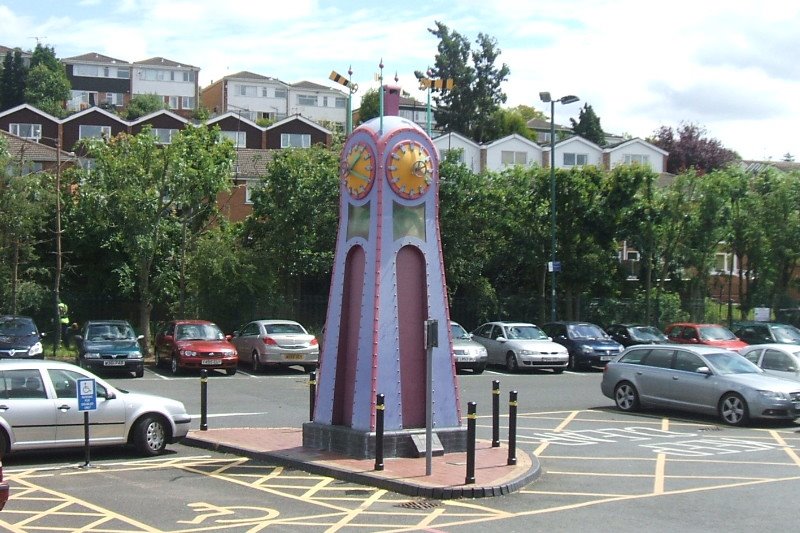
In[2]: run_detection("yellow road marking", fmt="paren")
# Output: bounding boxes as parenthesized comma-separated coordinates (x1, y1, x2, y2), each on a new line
(769, 430, 800, 467)
(533, 410, 580, 456)
(324, 488, 387, 532)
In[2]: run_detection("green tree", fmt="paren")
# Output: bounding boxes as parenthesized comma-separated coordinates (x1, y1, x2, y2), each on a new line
(73, 126, 235, 351)
(482, 107, 537, 142)
(0, 49, 27, 111)
(123, 93, 167, 120)
(570, 103, 605, 146)
(24, 64, 70, 118)
(427, 21, 509, 142)
(356, 88, 380, 125)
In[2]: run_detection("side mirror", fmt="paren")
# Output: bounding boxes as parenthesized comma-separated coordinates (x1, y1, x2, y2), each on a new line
(466, 333, 473, 339)
(136, 334, 144, 341)
(496, 336, 508, 342)
(696, 366, 712, 375)
(225, 334, 232, 341)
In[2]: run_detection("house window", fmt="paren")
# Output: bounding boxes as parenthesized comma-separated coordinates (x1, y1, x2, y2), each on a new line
(626, 251, 640, 261)
(563, 152, 588, 166)
(9, 123, 42, 140)
(181, 96, 195, 109)
(335, 97, 346, 108)
(105, 92, 124, 106)
(142, 69, 167, 81)
(239, 85, 258, 97)
(79, 125, 112, 140)
(714, 252, 735, 274)
(245, 179, 260, 204)
(538, 132, 552, 144)
(74, 64, 99, 77)
(220, 130, 246, 148)
(117, 68, 130, 79)
(168, 96, 179, 109)
(275, 88, 287, 99)
(322, 96, 329, 107)
(297, 95, 317, 106)
(261, 87, 268, 97)
(280, 133, 311, 148)
(501, 151, 527, 165)
(624, 154, 651, 166)
(172, 71, 195, 82)
(150, 128, 178, 144)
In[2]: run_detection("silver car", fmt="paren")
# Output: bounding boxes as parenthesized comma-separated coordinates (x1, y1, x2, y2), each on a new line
(740, 343, 800, 382)
(0, 359, 191, 456)
(450, 321, 488, 374)
(232, 319, 319, 372)
(471, 321, 569, 373)
(601, 344, 800, 426)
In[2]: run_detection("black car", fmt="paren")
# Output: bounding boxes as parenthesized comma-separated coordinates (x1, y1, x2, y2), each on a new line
(0, 315, 45, 359)
(606, 323, 669, 347)
(732, 321, 800, 345)
(74, 320, 145, 378)
(541, 321, 624, 370)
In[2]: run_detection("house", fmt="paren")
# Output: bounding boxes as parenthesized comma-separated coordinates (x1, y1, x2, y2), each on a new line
(604, 138, 668, 173)
(61, 52, 132, 112)
(0, 104, 61, 148)
(129, 109, 189, 143)
(60, 106, 129, 155)
(545, 136, 603, 169)
(1, 129, 78, 173)
(206, 111, 267, 149)
(432, 132, 481, 173)
(526, 117, 571, 145)
(0, 45, 32, 68)
(131, 57, 200, 117)
(200, 71, 290, 122)
(288, 81, 348, 132)
(265, 114, 332, 150)
(484, 134, 544, 170)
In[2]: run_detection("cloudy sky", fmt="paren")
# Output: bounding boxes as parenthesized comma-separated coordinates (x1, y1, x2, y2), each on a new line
(1, 0, 798, 160)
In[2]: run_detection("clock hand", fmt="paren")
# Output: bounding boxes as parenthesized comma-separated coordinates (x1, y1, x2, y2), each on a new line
(349, 169, 371, 182)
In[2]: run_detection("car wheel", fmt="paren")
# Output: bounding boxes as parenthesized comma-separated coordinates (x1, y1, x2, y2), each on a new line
(252, 351, 260, 372)
(553, 368, 565, 374)
(505, 353, 519, 373)
(135, 366, 144, 378)
(719, 392, 749, 426)
(0, 428, 9, 456)
(226, 367, 237, 376)
(171, 356, 181, 375)
(133, 415, 168, 456)
(568, 353, 580, 371)
(614, 381, 640, 412)
(473, 364, 486, 375)
(154, 351, 163, 368)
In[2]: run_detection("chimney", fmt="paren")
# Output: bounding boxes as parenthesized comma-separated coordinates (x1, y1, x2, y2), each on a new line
(383, 83, 401, 116)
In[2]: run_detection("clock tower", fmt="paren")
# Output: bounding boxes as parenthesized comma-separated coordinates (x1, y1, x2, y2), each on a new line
(304, 85, 464, 458)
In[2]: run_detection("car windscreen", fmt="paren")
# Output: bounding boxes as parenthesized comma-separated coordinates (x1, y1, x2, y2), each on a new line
(704, 352, 762, 374)
(567, 324, 606, 339)
(771, 324, 800, 343)
(264, 323, 305, 335)
(88, 323, 136, 341)
(450, 323, 470, 339)
(630, 326, 666, 341)
(505, 325, 548, 340)
(176, 324, 225, 340)
(0, 317, 37, 336)
(698, 326, 737, 341)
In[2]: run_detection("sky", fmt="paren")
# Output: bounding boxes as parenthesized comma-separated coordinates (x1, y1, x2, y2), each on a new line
(1, 0, 798, 161)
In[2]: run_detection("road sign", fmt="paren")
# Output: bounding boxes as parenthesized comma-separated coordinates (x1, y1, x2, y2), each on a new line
(548, 261, 562, 272)
(77, 378, 97, 411)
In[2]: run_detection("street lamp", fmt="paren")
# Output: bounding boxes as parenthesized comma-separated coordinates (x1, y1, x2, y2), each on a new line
(539, 92, 579, 322)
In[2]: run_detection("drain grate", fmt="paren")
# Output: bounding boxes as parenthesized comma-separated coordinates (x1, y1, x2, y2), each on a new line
(396, 499, 442, 510)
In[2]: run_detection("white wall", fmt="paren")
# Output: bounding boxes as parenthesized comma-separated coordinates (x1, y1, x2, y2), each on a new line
(483, 135, 543, 172)
(433, 134, 481, 173)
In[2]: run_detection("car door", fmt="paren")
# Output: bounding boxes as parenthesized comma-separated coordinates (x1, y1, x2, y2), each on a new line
(634, 348, 676, 406)
(475, 324, 503, 364)
(156, 322, 177, 363)
(0, 368, 57, 450)
(46, 368, 128, 445)
(233, 322, 258, 364)
(665, 350, 715, 411)
(759, 349, 798, 381)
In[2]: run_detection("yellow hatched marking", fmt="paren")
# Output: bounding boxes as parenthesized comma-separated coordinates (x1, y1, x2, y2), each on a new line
(769, 429, 800, 467)
(533, 410, 580, 456)
(324, 489, 387, 532)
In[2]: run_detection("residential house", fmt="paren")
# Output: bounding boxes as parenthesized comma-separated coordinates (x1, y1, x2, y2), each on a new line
(61, 52, 132, 112)
(545, 136, 603, 169)
(266, 114, 332, 150)
(0, 104, 61, 148)
(288, 81, 347, 132)
(484, 133, 544, 170)
(129, 109, 189, 144)
(432, 132, 481, 173)
(0, 45, 32, 67)
(1, 129, 78, 174)
(207, 111, 267, 149)
(131, 57, 199, 117)
(200, 71, 290, 122)
(604, 138, 668, 173)
(60, 106, 129, 155)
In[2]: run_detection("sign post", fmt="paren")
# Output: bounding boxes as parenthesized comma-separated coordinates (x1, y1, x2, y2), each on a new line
(424, 319, 438, 476)
(77, 378, 97, 468)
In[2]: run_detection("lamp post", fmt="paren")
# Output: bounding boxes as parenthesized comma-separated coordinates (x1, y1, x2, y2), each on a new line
(539, 92, 579, 322)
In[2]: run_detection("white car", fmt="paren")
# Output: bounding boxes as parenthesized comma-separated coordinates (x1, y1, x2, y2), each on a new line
(740, 343, 800, 382)
(471, 321, 569, 373)
(450, 321, 488, 374)
(0, 359, 191, 456)
(231, 319, 319, 371)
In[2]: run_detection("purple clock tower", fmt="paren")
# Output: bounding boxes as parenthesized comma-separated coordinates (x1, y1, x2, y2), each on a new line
(303, 84, 465, 458)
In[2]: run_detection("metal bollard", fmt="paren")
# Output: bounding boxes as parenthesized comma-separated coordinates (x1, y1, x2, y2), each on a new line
(507, 390, 518, 466)
(309, 371, 317, 421)
(200, 369, 208, 431)
(375, 393, 385, 471)
(492, 380, 500, 447)
(465, 401, 477, 484)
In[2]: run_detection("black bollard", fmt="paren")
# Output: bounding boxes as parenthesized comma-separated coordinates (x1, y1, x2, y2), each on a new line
(200, 369, 208, 431)
(465, 401, 477, 484)
(309, 371, 317, 421)
(375, 394, 385, 471)
(492, 380, 500, 447)
(507, 390, 518, 466)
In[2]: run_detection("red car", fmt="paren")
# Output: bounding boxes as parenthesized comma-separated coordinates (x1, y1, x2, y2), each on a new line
(664, 322, 747, 351)
(154, 320, 238, 375)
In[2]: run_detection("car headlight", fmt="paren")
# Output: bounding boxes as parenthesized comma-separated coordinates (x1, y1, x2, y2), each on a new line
(129, 351, 143, 359)
(181, 349, 197, 357)
(758, 390, 789, 400)
(477, 347, 487, 357)
(519, 349, 536, 355)
(580, 345, 594, 354)
(84, 352, 100, 359)
(30, 342, 43, 356)
(224, 349, 236, 356)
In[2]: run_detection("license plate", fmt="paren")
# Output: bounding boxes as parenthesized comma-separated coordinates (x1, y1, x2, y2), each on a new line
(457, 356, 475, 362)
(284, 354, 303, 360)
(103, 360, 126, 366)
(202, 359, 222, 365)
(600, 355, 614, 361)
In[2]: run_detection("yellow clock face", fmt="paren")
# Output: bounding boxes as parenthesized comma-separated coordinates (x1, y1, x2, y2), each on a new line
(388, 141, 433, 199)
(342, 142, 375, 199)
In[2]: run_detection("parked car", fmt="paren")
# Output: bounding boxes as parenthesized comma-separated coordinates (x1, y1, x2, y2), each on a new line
(231, 319, 318, 372)
(606, 323, 669, 347)
(0, 359, 191, 455)
(0, 458, 7, 510)
(450, 321, 488, 374)
(601, 344, 800, 426)
(540, 321, 624, 370)
(73, 320, 145, 378)
(740, 343, 800, 382)
(0, 315, 44, 359)
(664, 322, 747, 351)
(471, 321, 568, 373)
(154, 320, 238, 375)
(731, 321, 800, 345)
